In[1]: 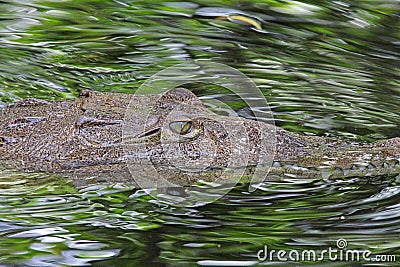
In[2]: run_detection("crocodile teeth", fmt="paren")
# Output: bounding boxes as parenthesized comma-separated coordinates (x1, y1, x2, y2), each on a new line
(386, 158, 399, 165)
(367, 164, 375, 169)
(373, 162, 384, 169)
(272, 161, 281, 167)
(383, 163, 389, 168)
(320, 170, 333, 179)
(332, 167, 344, 177)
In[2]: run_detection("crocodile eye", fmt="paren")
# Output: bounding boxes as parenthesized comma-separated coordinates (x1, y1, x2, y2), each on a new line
(169, 120, 193, 135)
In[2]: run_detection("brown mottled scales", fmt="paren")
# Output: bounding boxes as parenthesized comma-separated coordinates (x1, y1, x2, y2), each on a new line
(1, 88, 399, 186)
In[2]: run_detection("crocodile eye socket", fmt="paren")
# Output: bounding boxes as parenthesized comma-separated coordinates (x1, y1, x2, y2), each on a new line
(169, 120, 193, 135)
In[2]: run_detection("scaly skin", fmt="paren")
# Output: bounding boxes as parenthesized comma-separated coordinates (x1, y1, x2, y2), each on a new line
(0, 88, 399, 187)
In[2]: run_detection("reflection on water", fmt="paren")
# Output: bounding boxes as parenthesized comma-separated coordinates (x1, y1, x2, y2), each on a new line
(0, 170, 399, 265)
(0, 0, 400, 265)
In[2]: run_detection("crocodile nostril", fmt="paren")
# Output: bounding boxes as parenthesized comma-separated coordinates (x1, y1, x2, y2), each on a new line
(79, 89, 91, 98)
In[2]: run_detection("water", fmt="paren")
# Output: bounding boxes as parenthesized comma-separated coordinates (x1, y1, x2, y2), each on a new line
(0, 0, 399, 265)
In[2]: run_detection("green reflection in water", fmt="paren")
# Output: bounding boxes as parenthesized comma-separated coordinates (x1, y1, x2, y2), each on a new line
(0, 0, 400, 266)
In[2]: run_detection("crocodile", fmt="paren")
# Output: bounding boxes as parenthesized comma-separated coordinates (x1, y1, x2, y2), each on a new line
(1, 88, 399, 187)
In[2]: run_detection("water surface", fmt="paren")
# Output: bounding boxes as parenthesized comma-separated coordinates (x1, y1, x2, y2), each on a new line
(0, 0, 399, 265)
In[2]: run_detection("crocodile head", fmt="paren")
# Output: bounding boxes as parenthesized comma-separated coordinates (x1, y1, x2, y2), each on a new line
(2, 87, 399, 190)
(0, 87, 275, 188)
(120, 88, 276, 187)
